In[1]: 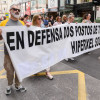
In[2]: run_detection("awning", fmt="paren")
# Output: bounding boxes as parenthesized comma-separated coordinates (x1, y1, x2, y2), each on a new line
(60, 9, 73, 12)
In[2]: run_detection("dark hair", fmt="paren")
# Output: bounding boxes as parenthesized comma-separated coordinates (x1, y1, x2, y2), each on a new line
(83, 13, 90, 20)
(24, 14, 29, 18)
(49, 15, 53, 19)
(20, 17, 24, 21)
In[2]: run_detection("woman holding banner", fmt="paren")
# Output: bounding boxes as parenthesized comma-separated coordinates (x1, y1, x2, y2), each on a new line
(65, 13, 75, 61)
(62, 15, 67, 24)
(82, 13, 92, 23)
(53, 16, 62, 26)
(32, 14, 53, 80)
(82, 13, 92, 55)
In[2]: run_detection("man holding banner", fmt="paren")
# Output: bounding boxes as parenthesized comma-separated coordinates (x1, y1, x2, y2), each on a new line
(1, 3, 100, 97)
(0, 4, 26, 95)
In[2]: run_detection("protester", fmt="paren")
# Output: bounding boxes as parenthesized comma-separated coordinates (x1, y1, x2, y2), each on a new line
(0, 4, 26, 95)
(44, 16, 48, 27)
(20, 17, 24, 21)
(67, 13, 75, 24)
(48, 15, 54, 27)
(23, 14, 32, 25)
(82, 13, 92, 55)
(82, 13, 92, 23)
(20, 15, 32, 26)
(62, 15, 67, 24)
(42, 16, 45, 22)
(24, 14, 29, 22)
(65, 13, 75, 61)
(53, 16, 62, 26)
(41, 16, 45, 28)
(3, 16, 7, 20)
(32, 14, 53, 80)
(0, 17, 3, 23)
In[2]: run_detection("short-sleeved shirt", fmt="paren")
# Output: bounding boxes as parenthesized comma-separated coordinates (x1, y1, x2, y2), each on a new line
(4, 19, 23, 55)
(44, 19, 48, 25)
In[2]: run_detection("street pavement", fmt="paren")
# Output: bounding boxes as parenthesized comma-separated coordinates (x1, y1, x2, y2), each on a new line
(0, 40, 100, 100)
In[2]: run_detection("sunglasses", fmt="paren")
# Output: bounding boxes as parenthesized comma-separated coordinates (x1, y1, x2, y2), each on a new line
(38, 18, 42, 20)
(12, 8, 20, 12)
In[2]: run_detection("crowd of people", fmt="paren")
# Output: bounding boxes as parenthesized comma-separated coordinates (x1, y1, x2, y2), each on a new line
(18, 12, 92, 27)
(0, 4, 93, 95)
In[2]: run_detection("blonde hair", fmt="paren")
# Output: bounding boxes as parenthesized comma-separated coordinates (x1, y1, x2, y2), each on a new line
(32, 14, 40, 26)
(69, 13, 74, 15)
(68, 13, 74, 19)
(62, 15, 67, 22)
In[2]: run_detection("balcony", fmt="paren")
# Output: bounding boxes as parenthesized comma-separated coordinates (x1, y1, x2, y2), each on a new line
(77, 0, 92, 4)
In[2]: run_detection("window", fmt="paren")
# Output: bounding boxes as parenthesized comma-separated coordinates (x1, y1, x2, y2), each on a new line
(66, 0, 74, 4)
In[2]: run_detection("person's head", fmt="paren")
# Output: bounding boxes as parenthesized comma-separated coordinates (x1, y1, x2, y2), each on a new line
(42, 16, 45, 20)
(41, 16, 44, 21)
(69, 13, 74, 15)
(24, 14, 29, 20)
(68, 13, 75, 23)
(32, 15, 42, 27)
(49, 15, 53, 20)
(3, 16, 6, 20)
(0, 17, 3, 21)
(20, 17, 24, 21)
(45, 16, 48, 20)
(83, 13, 91, 20)
(10, 4, 21, 20)
(56, 16, 61, 22)
(23, 14, 30, 24)
(62, 15, 67, 22)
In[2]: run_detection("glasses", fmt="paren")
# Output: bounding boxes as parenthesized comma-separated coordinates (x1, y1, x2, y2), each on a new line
(12, 8, 20, 12)
(38, 18, 42, 20)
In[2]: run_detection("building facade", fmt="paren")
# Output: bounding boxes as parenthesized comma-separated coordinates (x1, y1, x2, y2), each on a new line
(1, 0, 100, 21)
(74, 0, 100, 22)
(0, 0, 12, 17)
(96, 6, 100, 18)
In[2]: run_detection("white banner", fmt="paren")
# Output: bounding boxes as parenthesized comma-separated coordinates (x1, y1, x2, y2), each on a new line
(1, 23, 100, 82)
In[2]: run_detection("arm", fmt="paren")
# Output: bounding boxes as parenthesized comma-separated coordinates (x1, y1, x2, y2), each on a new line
(53, 22, 57, 26)
(82, 20, 85, 23)
(48, 21, 52, 27)
(0, 29, 2, 40)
